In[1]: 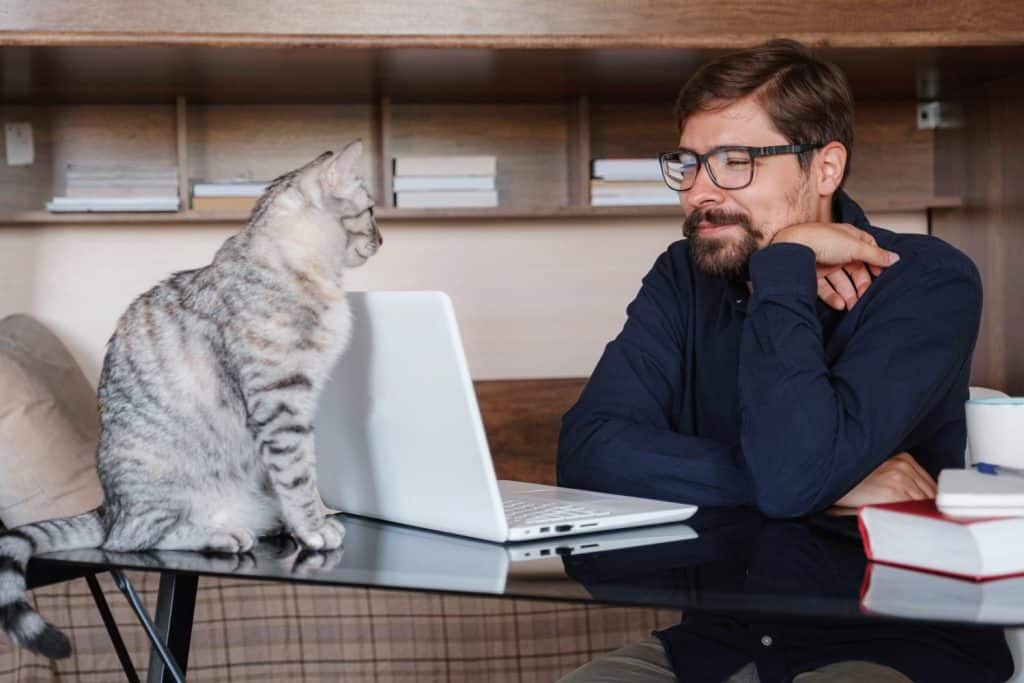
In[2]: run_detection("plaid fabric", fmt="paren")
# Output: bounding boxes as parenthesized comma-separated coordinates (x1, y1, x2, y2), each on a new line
(1, 573, 679, 682)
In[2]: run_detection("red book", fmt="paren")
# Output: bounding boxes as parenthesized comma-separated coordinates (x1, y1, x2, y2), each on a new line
(857, 499, 1024, 581)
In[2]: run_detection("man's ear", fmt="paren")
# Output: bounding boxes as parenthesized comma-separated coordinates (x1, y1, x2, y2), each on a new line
(813, 141, 847, 196)
(319, 140, 364, 196)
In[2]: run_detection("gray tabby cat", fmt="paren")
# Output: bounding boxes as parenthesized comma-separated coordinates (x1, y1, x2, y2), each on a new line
(0, 140, 381, 658)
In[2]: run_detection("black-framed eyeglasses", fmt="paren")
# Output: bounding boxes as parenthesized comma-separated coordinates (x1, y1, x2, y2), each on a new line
(658, 144, 822, 192)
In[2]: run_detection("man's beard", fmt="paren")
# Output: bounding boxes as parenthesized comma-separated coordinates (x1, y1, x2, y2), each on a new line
(682, 209, 764, 281)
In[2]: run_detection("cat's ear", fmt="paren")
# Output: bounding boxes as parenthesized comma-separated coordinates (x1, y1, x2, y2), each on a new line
(319, 140, 364, 196)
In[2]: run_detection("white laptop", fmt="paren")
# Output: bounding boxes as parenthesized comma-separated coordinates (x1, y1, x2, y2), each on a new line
(314, 291, 697, 543)
(337, 515, 698, 594)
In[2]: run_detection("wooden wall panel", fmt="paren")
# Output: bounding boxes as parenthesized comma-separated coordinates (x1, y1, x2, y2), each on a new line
(5, 0, 1024, 46)
(0, 105, 176, 213)
(389, 104, 569, 209)
(933, 76, 1024, 394)
(475, 378, 587, 485)
(185, 105, 376, 196)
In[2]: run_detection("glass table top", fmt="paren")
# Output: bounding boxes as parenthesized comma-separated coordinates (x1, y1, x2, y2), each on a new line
(30, 507, 1024, 630)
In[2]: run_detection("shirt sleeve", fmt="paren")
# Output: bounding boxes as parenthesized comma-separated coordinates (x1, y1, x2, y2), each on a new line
(557, 249, 756, 507)
(740, 242, 982, 517)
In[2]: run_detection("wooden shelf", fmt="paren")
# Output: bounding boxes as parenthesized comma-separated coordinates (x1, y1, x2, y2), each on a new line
(6, 44, 1024, 104)
(0, 197, 965, 226)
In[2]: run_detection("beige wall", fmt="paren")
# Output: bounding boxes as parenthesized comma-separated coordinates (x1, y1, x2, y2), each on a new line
(0, 212, 925, 386)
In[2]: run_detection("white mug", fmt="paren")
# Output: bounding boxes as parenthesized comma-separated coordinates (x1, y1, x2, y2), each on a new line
(965, 398, 1024, 468)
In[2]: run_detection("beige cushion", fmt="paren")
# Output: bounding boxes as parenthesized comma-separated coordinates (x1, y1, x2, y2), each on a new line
(0, 314, 103, 528)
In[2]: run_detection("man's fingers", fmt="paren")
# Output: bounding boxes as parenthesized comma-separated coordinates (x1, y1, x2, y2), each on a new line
(826, 269, 858, 310)
(845, 263, 872, 298)
(897, 453, 938, 497)
(856, 241, 900, 269)
(892, 453, 937, 499)
(817, 279, 845, 310)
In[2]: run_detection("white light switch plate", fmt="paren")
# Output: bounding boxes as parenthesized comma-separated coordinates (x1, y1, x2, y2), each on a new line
(5, 122, 34, 166)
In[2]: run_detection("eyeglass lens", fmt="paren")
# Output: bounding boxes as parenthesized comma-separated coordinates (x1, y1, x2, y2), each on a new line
(662, 148, 754, 191)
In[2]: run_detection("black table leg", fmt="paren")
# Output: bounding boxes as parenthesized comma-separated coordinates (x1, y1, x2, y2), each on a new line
(85, 573, 140, 683)
(109, 570, 189, 683)
(147, 572, 198, 683)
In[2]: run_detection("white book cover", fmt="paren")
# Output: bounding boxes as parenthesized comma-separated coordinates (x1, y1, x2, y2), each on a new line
(65, 184, 179, 198)
(392, 175, 496, 192)
(394, 190, 498, 208)
(46, 196, 181, 212)
(862, 562, 1024, 623)
(590, 180, 671, 192)
(591, 158, 664, 181)
(590, 194, 678, 207)
(393, 156, 497, 177)
(193, 182, 269, 198)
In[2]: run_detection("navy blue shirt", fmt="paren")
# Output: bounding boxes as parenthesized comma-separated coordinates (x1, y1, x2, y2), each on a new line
(562, 510, 1013, 683)
(558, 191, 982, 517)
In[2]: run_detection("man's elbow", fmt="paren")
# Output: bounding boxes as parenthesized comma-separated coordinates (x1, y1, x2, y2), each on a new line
(753, 483, 825, 519)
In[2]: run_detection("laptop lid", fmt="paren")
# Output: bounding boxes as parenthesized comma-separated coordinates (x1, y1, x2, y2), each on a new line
(314, 291, 511, 542)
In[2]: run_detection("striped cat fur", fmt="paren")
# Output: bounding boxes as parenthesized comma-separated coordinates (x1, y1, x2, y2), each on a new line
(0, 140, 381, 658)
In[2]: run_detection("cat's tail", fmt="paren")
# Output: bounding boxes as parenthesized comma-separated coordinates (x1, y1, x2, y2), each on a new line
(0, 508, 105, 659)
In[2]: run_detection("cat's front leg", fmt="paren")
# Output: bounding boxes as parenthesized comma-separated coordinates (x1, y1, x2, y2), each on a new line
(258, 426, 344, 551)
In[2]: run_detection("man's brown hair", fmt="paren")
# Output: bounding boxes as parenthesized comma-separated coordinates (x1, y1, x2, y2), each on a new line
(674, 39, 854, 185)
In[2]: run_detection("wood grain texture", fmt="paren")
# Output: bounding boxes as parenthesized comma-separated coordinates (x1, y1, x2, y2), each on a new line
(4, 0, 1024, 46)
(185, 105, 376, 193)
(0, 196, 958, 225)
(932, 76, 1024, 395)
(389, 104, 569, 209)
(843, 100, 936, 201)
(0, 104, 177, 213)
(7, 45, 1024, 105)
(475, 378, 587, 485)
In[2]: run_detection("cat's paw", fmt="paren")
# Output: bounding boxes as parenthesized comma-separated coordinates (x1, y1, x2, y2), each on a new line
(294, 517, 345, 551)
(205, 528, 257, 554)
(292, 548, 345, 574)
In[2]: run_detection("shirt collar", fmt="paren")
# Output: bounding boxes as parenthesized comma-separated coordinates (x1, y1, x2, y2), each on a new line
(832, 189, 871, 230)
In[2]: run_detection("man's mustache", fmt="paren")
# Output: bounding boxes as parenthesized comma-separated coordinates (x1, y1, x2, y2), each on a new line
(683, 210, 757, 239)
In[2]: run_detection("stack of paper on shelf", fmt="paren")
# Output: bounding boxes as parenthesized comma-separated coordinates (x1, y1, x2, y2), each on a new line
(46, 164, 180, 212)
(392, 156, 497, 208)
(857, 498, 1024, 580)
(590, 158, 677, 207)
(191, 181, 269, 212)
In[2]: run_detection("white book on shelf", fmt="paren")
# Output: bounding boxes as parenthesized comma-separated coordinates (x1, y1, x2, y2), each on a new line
(394, 190, 499, 209)
(392, 175, 496, 192)
(590, 180, 671, 193)
(192, 181, 269, 198)
(591, 158, 664, 181)
(65, 184, 179, 198)
(46, 196, 181, 213)
(590, 194, 678, 207)
(393, 156, 497, 177)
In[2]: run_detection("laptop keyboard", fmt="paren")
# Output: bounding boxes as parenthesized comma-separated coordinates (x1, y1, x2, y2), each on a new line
(503, 499, 613, 526)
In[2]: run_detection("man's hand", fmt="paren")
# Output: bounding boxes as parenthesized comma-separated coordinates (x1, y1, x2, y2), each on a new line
(833, 452, 937, 508)
(772, 223, 900, 311)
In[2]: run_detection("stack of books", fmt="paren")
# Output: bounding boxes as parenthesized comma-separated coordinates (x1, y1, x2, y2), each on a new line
(191, 181, 269, 212)
(392, 156, 497, 209)
(858, 498, 1024, 581)
(46, 164, 180, 212)
(589, 158, 677, 207)
(858, 497, 1024, 622)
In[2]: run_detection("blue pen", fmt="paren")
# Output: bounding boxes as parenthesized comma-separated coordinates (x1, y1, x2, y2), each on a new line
(975, 462, 1024, 478)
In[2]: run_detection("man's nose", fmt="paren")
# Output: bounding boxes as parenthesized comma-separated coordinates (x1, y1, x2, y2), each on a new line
(683, 164, 725, 212)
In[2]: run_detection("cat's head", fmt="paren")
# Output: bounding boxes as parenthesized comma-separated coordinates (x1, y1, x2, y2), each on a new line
(290, 140, 382, 268)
